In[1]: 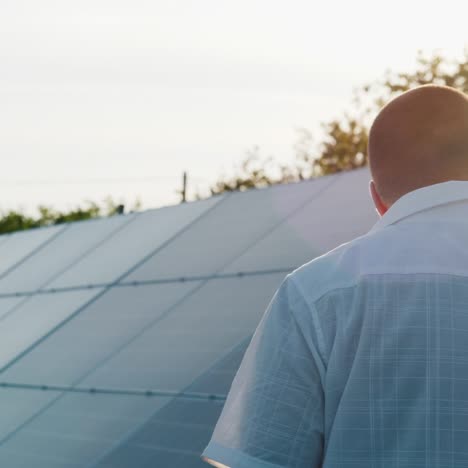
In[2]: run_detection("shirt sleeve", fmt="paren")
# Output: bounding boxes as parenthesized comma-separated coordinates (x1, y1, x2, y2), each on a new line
(200, 274, 326, 468)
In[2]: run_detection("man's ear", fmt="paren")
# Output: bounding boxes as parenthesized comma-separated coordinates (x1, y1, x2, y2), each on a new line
(369, 180, 388, 217)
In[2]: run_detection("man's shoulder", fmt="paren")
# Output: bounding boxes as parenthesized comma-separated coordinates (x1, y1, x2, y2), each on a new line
(287, 228, 387, 303)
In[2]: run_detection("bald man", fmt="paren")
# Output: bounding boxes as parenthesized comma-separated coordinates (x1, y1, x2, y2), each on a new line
(202, 85, 468, 467)
(369, 84, 468, 215)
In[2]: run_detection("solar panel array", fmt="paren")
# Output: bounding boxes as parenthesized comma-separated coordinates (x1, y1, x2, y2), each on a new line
(0, 167, 377, 467)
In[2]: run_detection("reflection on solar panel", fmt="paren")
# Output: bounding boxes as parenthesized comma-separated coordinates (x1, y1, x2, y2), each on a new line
(0, 167, 377, 467)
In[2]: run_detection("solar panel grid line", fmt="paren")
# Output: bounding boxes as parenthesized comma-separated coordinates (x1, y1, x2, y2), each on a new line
(0, 291, 138, 449)
(0, 193, 234, 455)
(0, 389, 175, 466)
(0, 192, 228, 377)
(0, 382, 227, 402)
(0, 297, 25, 321)
(35, 213, 139, 292)
(0, 273, 284, 465)
(221, 166, 375, 275)
(45, 193, 227, 291)
(0, 288, 108, 376)
(89, 342, 251, 468)
(44, 278, 287, 402)
(0, 168, 376, 466)
(79, 172, 369, 466)
(0, 387, 63, 463)
(102, 192, 232, 286)
(0, 224, 68, 283)
(124, 172, 341, 285)
(0, 216, 141, 322)
(0, 265, 297, 299)
(49, 278, 240, 391)
(0, 296, 28, 324)
(84, 343, 247, 468)
(0, 363, 230, 467)
(0, 177, 330, 462)
(66, 285, 285, 463)
(0, 168, 370, 302)
(58, 175, 354, 405)
(0, 283, 108, 298)
(0, 213, 139, 296)
(0, 274, 286, 399)
(0, 168, 361, 300)
(0, 214, 137, 325)
(211, 172, 342, 277)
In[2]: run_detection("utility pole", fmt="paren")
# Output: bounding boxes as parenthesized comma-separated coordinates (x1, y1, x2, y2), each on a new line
(181, 171, 187, 203)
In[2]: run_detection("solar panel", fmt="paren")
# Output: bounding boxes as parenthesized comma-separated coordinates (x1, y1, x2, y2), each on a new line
(47, 195, 224, 290)
(79, 273, 285, 391)
(125, 173, 334, 283)
(0, 215, 135, 295)
(0, 289, 103, 371)
(0, 167, 377, 466)
(0, 387, 60, 441)
(0, 297, 25, 321)
(94, 343, 253, 468)
(0, 225, 64, 280)
(1, 281, 203, 385)
(0, 390, 172, 467)
(222, 167, 376, 273)
(94, 397, 225, 468)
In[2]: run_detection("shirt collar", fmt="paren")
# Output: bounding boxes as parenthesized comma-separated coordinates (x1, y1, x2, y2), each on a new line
(369, 180, 468, 234)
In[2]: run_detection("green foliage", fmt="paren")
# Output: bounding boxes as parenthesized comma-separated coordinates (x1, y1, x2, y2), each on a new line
(4, 49, 467, 229)
(197, 48, 468, 198)
(311, 117, 368, 176)
(0, 196, 142, 235)
(195, 146, 278, 199)
(312, 48, 468, 176)
(0, 211, 40, 234)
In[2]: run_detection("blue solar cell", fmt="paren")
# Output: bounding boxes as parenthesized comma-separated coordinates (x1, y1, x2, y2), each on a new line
(0, 225, 64, 280)
(0, 168, 375, 466)
(125, 175, 332, 283)
(0, 387, 60, 442)
(0, 215, 134, 295)
(0, 391, 172, 467)
(0, 289, 102, 371)
(222, 167, 376, 273)
(1, 282, 202, 386)
(0, 297, 25, 321)
(47, 195, 223, 290)
(80, 274, 285, 391)
(94, 398, 225, 468)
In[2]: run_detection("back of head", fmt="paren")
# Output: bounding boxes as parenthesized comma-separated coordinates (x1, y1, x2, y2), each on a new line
(368, 84, 468, 207)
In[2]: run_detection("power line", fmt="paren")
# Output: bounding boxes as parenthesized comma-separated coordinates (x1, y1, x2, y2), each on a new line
(0, 175, 210, 186)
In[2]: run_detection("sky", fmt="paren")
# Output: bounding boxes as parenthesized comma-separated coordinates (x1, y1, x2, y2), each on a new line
(1, 0, 467, 214)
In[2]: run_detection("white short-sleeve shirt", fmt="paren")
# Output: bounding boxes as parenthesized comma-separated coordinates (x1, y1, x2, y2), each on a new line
(201, 180, 468, 467)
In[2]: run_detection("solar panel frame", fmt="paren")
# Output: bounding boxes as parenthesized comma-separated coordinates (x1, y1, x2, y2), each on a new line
(0, 224, 65, 281)
(46, 195, 225, 291)
(221, 167, 377, 273)
(0, 167, 377, 467)
(125, 172, 336, 283)
(0, 214, 137, 295)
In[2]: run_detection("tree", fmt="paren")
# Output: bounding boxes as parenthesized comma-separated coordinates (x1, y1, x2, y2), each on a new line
(195, 48, 468, 198)
(193, 146, 281, 200)
(300, 48, 468, 176)
(0, 196, 142, 235)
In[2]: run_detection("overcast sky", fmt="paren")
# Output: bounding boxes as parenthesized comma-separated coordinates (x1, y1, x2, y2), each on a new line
(1, 0, 466, 214)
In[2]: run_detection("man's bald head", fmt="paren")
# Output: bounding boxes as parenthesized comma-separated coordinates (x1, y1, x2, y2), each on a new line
(368, 84, 468, 207)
